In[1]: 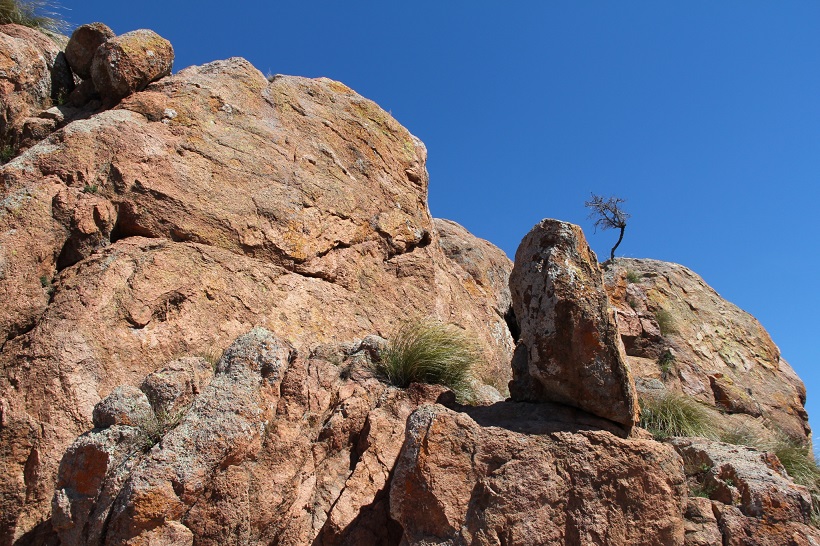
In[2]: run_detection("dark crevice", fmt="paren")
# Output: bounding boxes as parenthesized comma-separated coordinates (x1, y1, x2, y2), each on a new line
(2, 318, 38, 351)
(504, 306, 520, 343)
(109, 202, 159, 244)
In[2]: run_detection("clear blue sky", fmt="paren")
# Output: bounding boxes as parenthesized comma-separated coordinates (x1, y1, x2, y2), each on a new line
(58, 2, 820, 435)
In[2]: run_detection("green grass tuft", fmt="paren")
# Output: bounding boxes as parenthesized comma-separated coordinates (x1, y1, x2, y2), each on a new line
(373, 317, 479, 402)
(0, 0, 67, 31)
(639, 392, 715, 440)
(625, 269, 641, 283)
(657, 349, 676, 380)
(655, 308, 678, 336)
(719, 425, 820, 525)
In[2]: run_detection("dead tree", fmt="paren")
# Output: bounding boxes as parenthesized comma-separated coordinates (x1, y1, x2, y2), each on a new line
(585, 194, 630, 262)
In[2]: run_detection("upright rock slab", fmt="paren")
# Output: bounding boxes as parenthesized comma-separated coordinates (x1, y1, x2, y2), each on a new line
(509, 219, 639, 427)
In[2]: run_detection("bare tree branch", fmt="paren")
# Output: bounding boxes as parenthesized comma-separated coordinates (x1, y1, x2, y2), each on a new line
(585, 193, 630, 261)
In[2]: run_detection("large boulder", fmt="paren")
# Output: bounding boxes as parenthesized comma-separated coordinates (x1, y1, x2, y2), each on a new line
(604, 258, 810, 441)
(91, 29, 174, 104)
(390, 403, 687, 545)
(0, 56, 514, 539)
(508, 218, 639, 427)
(64, 22, 115, 80)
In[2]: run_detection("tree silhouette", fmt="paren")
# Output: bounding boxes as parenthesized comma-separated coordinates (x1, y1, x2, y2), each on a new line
(585, 194, 630, 261)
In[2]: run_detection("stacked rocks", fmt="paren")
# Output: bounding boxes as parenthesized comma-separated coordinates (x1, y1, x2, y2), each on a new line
(64, 23, 174, 106)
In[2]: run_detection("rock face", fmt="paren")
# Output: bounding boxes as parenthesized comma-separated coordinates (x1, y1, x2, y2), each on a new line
(390, 403, 687, 545)
(91, 29, 174, 104)
(673, 437, 820, 545)
(508, 219, 639, 427)
(0, 24, 72, 151)
(0, 47, 513, 539)
(51, 329, 449, 545)
(1, 23, 816, 546)
(604, 258, 810, 441)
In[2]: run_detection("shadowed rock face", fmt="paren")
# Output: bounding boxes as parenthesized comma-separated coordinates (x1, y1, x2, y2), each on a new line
(0, 52, 513, 540)
(604, 258, 810, 441)
(508, 218, 639, 427)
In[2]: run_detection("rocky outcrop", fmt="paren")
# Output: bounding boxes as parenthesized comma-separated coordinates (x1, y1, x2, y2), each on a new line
(0, 24, 72, 152)
(508, 219, 639, 427)
(604, 258, 809, 441)
(673, 437, 820, 545)
(2, 22, 815, 546)
(0, 44, 513, 538)
(50, 329, 450, 545)
(390, 403, 686, 545)
(91, 29, 174, 105)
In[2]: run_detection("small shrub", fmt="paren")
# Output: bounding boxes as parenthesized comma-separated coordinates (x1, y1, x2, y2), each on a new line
(0, 0, 67, 31)
(0, 145, 15, 164)
(373, 318, 480, 401)
(198, 347, 226, 372)
(655, 308, 678, 336)
(639, 392, 715, 440)
(82, 184, 98, 194)
(135, 408, 187, 452)
(626, 269, 641, 283)
(657, 349, 676, 380)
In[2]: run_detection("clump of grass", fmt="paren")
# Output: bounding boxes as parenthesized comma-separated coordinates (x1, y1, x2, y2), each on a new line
(657, 349, 676, 380)
(626, 269, 641, 283)
(135, 408, 187, 452)
(1, 144, 15, 164)
(373, 318, 479, 401)
(655, 308, 678, 336)
(639, 392, 715, 440)
(0, 0, 68, 32)
(0, 0, 67, 32)
(82, 184, 98, 194)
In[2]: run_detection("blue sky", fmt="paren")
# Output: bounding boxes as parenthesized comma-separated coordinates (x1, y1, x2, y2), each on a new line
(59, 2, 820, 434)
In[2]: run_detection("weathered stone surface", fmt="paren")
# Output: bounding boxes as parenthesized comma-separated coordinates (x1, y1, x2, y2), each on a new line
(64, 22, 115, 80)
(605, 258, 810, 441)
(508, 218, 639, 426)
(672, 437, 812, 525)
(434, 218, 513, 316)
(140, 357, 213, 414)
(0, 24, 71, 151)
(683, 497, 722, 546)
(0, 56, 513, 537)
(391, 403, 687, 545)
(51, 329, 451, 545)
(714, 503, 820, 546)
(91, 386, 152, 428)
(91, 29, 173, 104)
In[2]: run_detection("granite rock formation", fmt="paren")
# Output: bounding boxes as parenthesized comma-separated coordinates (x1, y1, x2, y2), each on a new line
(604, 258, 809, 441)
(0, 21, 816, 546)
(0, 28, 513, 541)
(508, 219, 639, 427)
